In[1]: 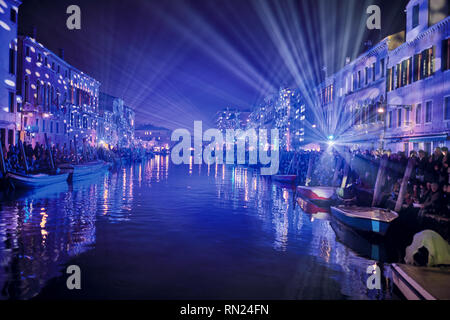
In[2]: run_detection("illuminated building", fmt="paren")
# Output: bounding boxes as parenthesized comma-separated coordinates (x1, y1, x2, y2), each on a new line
(16, 36, 100, 148)
(135, 124, 171, 150)
(0, 0, 20, 151)
(385, 0, 450, 153)
(318, 0, 449, 153)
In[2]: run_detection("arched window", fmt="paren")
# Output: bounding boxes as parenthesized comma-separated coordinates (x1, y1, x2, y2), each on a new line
(24, 76, 29, 103)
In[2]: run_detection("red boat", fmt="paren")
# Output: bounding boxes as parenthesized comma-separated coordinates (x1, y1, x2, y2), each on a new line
(297, 196, 330, 220)
(296, 186, 336, 201)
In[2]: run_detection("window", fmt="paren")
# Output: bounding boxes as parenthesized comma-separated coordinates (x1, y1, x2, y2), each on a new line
(425, 101, 432, 123)
(445, 97, 450, 120)
(42, 120, 45, 132)
(386, 67, 394, 92)
(8, 92, 14, 113)
(421, 47, 435, 78)
(380, 59, 385, 77)
(50, 121, 53, 134)
(404, 143, 409, 156)
(35, 119, 39, 133)
(443, 38, 450, 71)
(56, 122, 59, 134)
(25, 46, 30, 57)
(10, 8, 16, 23)
(372, 63, 376, 81)
(358, 71, 362, 88)
(413, 142, 419, 151)
(412, 4, 419, 28)
(388, 111, 393, 128)
(397, 109, 402, 127)
(416, 103, 422, 124)
(9, 46, 15, 75)
(406, 107, 410, 124)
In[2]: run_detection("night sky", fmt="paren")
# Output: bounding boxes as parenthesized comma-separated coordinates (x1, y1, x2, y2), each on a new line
(18, 0, 409, 130)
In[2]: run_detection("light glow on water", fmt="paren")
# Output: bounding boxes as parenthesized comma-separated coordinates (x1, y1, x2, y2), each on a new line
(0, 159, 395, 300)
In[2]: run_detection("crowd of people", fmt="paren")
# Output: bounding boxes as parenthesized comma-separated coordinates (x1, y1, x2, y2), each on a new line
(0, 140, 150, 179)
(277, 146, 450, 217)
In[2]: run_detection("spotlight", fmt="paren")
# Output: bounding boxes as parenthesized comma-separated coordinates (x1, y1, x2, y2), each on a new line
(327, 135, 334, 141)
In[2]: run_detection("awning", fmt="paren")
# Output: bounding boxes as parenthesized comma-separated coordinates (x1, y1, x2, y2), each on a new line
(407, 134, 448, 143)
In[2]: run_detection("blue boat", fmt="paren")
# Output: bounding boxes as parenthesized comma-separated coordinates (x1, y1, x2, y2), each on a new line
(330, 206, 399, 236)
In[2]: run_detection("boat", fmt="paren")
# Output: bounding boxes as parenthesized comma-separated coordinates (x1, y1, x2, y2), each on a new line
(330, 206, 398, 236)
(7, 172, 69, 189)
(59, 161, 108, 181)
(297, 186, 336, 201)
(391, 263, 450, 300)
(272, 175, 297, 183)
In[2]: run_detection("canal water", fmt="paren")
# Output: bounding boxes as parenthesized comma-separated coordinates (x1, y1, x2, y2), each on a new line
(0, 156, 398, 299)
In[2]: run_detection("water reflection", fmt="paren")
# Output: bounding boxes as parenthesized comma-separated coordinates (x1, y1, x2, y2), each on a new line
(0, 158, 395, 299)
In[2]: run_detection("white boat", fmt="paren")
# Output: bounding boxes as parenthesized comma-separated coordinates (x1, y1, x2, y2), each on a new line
(330, 206, 398, 236)
(391, 263, 450, 300)
(59, 161, 108, 181)
(7, 172, 69, 189)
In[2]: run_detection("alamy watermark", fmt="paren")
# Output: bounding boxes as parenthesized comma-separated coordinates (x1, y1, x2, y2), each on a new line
(171, 121, 280, 176)
(66, 5, 81, 30)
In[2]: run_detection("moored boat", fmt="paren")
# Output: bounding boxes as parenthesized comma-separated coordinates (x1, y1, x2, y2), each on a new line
(330, 206, 398, 236)
(7, 172, 69, 189)
(297, 186, 336, 201)
(391, 263, 450, 300)
(59, 161, 108, 181)
(272, 175, 297, 183)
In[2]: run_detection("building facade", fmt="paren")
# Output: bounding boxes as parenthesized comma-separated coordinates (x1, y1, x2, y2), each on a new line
(98, 92, 136, 148)
(319, 0, 449, 154)
(0, 0, 20, 151)
(16, 36, 100, 149)
(385, 0, 450, 154)
(135, 124, 171, 150)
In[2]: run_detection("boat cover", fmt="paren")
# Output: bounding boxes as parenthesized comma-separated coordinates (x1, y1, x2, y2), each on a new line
(405, 230, 450, 267)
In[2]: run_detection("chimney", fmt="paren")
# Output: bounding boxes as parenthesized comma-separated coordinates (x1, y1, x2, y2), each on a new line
(58, 48, 65, 60)
(364, 40, 373, 51)
(31, 26, 37, 40)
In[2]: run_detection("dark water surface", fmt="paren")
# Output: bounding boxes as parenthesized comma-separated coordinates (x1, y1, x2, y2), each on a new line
(0, 156, 397, 299)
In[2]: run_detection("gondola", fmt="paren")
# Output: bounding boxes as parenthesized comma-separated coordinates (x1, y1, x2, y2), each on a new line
(7, 171, 69, 189)
(330, 206, 398, 236)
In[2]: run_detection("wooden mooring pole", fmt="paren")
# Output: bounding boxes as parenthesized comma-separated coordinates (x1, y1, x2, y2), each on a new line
(305, 153, 314, 186)
(394, 157, 416, 212)
(18, 140, 29, 174)
(340, 151, 351, 189)
(44, 133, 55, 171)
(372, 155, 389, 207)
(332, 157, 344, 187)
(0, 143, 6, 175)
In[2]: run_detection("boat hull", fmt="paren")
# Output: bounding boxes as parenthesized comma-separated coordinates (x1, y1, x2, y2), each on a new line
(297, 186, 336, 201)
(272, 175, 297, 183)
(7, 172, 69, 189)
(330, 206, 398, 236)
(60, 161, 108, 181)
